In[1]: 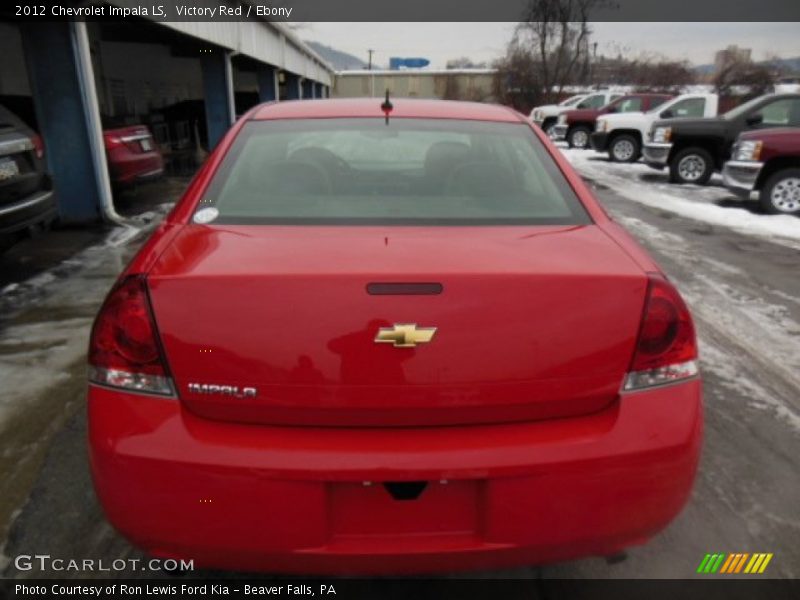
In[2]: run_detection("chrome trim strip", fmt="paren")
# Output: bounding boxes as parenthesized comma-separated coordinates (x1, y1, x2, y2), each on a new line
(119, 134, 151, 142)
(0, 190, 53, 217)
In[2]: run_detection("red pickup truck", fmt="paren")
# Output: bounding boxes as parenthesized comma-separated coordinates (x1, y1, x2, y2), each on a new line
(722, 128, 800, 214)
(552, 93, 673, 148)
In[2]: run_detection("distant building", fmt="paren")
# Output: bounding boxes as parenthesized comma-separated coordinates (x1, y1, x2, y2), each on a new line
(333, 69, 497, 102)
(714, 45, 752, 72)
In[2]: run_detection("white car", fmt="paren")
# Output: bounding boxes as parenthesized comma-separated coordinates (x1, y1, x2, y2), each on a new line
(530, 91, 621, 136)
(774, 77, 800, 94)
(591, 94, 719, 162)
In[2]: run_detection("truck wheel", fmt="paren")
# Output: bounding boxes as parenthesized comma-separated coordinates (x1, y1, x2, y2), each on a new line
(759, 168, 800, 215)
(567, 126, 591, 149)
(609, 135, 640, 163)
(669, 147, 714, 185)
(542, 119, 556, 137)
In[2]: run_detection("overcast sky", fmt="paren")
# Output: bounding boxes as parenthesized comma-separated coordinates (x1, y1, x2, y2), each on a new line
(303, 22, 800, 68)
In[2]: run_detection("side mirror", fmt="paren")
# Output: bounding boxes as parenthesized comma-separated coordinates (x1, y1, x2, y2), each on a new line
(745, 113, 764, 126)
(660, 109, 674, 119)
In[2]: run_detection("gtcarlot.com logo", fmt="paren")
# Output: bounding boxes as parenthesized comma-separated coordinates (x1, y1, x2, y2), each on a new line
(697, 552, 773, 574)
(14, 554, 194, 573)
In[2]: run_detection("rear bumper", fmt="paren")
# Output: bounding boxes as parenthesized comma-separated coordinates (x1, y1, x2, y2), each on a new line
(107, 149, 164, 186)
(0, 188, 57, 235)
(88, 379, 703, 575)
(642, 143, 672, 169)
(722, 160, 763, 197)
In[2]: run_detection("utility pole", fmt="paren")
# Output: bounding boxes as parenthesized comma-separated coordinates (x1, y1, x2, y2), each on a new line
(368, 49, 374, 70)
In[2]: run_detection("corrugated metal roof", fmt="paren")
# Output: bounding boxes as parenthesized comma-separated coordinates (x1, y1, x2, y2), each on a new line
(105, 0, 334, 84)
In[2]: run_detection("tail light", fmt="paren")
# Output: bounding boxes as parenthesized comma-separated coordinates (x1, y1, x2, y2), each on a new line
(623, 273, 699, 391)
(88, 275, 175, 396)
(31, 134, 44, 159)
(104, 135, 123, 150)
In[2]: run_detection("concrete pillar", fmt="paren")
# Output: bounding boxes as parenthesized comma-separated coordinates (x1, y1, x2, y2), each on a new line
(284, 73, 301, 100)
(20, 22, 111, 223)
(257, 64, 279, 102)
(301, 79, 314, 99)
(201, 49, 234, 150)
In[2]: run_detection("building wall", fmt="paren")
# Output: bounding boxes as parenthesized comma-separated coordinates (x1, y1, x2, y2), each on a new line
(93, 39, 205, 118)
(333, 71, 496, 102)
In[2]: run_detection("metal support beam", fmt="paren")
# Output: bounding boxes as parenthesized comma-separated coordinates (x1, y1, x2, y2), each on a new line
(257, 64, 279, 103)
(20, 22, 115, 224)
(284, 73, 301, 100)
(301, 79, 314, 99)
(202, 49, 235, 149)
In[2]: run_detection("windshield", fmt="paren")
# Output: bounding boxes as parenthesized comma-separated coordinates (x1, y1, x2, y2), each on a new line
(198, 118, 591, 226)
(559, 95, 585, 107)
(722, 96, 766, 120)
(646, 98, 676, 115)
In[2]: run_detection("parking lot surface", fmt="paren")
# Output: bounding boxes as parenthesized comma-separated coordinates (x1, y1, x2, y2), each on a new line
(0, 159, 798, 579)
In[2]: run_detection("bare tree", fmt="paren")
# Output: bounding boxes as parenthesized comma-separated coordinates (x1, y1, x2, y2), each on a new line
(492, 46, 544, 113)
(633, 56, 695, 93)
(714, 58, 775, 99)
(514, 0, 600, 101)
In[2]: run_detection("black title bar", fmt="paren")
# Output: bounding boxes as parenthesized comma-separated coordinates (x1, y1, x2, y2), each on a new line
(4, 0, 800, 22)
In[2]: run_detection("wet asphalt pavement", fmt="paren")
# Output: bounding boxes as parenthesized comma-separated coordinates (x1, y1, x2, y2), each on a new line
(0, 160, 798, 580)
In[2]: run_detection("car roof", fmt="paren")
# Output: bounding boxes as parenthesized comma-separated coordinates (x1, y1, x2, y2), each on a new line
(250, 98, 525, 123)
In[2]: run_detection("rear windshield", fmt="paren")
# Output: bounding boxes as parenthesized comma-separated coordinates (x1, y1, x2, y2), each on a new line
(197, 118, 590, 226)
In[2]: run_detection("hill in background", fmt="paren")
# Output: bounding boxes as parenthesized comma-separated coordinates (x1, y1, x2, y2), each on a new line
(306, 41, 368, 71)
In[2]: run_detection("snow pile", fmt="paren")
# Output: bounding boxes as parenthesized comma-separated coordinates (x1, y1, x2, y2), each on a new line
(561, 148, 800, 248)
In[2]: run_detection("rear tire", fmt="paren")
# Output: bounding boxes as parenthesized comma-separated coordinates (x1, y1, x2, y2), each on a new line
(567, 126, 591, 149)
(669, 147, 714, 185)
(609, 134, 641, 163)
(758, 168, 800, 215)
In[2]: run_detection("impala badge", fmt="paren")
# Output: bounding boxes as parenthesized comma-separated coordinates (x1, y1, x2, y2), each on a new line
(374, 323, 437, 348)
(187, 383, 257, 399)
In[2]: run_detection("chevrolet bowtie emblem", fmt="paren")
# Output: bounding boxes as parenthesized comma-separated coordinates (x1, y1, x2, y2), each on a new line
(374, 323, 437, 348)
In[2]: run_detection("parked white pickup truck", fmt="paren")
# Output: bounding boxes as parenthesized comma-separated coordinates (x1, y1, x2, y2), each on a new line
(591, 93, 719, 162)
(530, 91, 621, 136)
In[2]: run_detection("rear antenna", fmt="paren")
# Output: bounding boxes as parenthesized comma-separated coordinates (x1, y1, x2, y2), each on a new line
(381, 89, 393, 125)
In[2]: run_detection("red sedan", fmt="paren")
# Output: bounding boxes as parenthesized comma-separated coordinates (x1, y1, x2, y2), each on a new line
(103, 124, 164, 187)
(87, 98, 702, 574)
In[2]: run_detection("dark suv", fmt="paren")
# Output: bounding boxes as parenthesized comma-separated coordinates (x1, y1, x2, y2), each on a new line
(642, 93, 800, 185)
(0, 104, 57, 247)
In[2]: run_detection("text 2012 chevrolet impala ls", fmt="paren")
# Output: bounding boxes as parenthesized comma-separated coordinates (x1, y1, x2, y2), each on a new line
(87, 98, 702, 575)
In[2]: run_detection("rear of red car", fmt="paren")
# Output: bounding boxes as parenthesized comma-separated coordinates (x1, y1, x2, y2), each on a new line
(104, 125, 164, 187)
(87, 99, 702, 574)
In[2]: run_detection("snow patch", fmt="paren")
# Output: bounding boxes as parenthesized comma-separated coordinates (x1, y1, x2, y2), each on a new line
(562, 148, 800, 248)
(104, 224, 143, 248)
(700, 342, 800, 433)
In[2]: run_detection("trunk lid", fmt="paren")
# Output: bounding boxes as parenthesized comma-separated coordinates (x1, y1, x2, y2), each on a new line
(148, 224, 647, 427)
